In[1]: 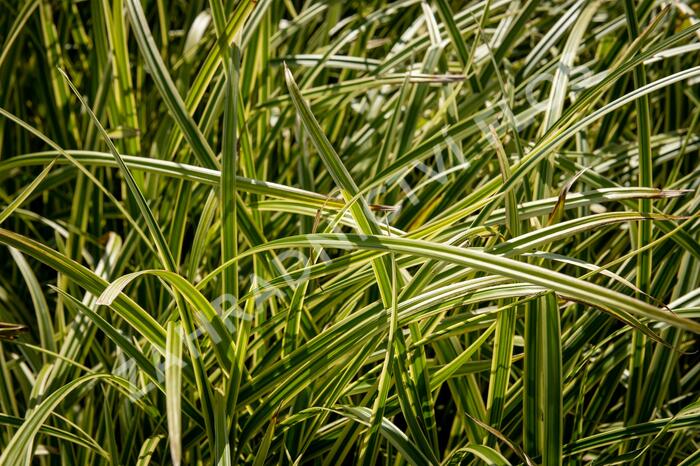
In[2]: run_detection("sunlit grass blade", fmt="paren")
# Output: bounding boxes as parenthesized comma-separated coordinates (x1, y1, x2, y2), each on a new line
(208, 233, 700, 332)
(125, 0, 219, 170)
(165, 321, 183, 466)
(135, 435, 164, 466)
(2, 2, 700, 463)
(0, 158, 56, 226)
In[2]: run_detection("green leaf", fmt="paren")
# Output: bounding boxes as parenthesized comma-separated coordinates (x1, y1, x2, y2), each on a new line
(166, 321, 183, 466)
(209, 233, 700, 332)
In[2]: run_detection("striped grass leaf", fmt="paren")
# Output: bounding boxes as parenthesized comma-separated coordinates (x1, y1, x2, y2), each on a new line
(125, 0, 219, 170)
(0, 373, 140, 465)
(96, 270, 235, 370)
(166, 321, 183, 466)
(208, 233, 700, 332)
(2, 2, 700, 464)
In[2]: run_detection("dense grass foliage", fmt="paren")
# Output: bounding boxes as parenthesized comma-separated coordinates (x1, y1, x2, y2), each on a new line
(1, 0, 700, 464)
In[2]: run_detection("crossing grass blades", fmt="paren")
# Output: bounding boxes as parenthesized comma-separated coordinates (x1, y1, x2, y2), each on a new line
(1, 0, 700, 464)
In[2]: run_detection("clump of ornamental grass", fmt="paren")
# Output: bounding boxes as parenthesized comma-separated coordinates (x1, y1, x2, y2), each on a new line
(1, 0, 699, 464)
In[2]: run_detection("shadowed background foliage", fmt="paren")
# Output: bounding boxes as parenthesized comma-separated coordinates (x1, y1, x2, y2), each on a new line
(1, 0, 700, 464)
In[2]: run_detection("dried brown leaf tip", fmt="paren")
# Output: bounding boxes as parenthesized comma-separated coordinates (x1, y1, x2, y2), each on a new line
(369, 204, 399, 212)
(0, 322, 28, 341)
